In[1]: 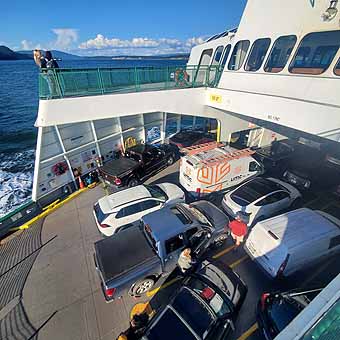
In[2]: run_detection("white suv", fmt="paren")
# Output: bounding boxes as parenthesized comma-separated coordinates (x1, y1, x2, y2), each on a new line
(93, 183, 185, 236)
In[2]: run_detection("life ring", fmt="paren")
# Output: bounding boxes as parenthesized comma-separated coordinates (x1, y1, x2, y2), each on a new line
(175, 68, 189, 87)
(52, 161, 68, 176)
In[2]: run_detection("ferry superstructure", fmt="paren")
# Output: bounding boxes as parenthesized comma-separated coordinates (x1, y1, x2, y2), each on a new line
(1, 0, 340, 232)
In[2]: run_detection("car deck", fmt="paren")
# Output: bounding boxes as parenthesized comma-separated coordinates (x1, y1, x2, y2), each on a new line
(0, 162, 339, 340)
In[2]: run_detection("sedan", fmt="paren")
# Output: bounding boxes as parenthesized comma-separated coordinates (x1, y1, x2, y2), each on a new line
(222, 177, 301, 226)
(256, 288, 322, 340)
(140, 260, 247, 340)
(93, 183, 185, 236)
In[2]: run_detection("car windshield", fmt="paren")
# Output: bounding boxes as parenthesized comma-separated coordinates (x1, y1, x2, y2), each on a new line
(185, 205, 212, 226)
(146, 185, 168, 201)
(188, 278, 231, 317)
(231, 178, 282, 205)
(269, 297, 303, 332)
(145, 308, 197, 340)
(172, 287, 215, 338)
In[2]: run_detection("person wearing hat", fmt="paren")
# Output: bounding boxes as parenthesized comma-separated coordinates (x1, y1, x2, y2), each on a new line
(228, 212, 248, 250)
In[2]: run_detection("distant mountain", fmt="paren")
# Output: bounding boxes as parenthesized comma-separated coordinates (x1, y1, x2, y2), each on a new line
(0, 46, 32, 60)
(18, 49, 85, 60)
(89, 53, 190, 60)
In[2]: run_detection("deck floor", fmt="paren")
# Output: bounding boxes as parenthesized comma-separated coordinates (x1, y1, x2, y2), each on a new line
(0, 162, 339, 340)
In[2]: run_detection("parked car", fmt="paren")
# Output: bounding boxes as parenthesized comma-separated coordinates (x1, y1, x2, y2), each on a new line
(222, 177, 301, 226)
(142, 201, 231, 252)
(139, 260, 247, 340)
(254, 139, 297, 174)
(169, 130, 215, 149)
(244, 208, 340, 279)
(256, 287, 322, 340)
(99, 143, 178, 188)
(93, 183, 185, 237)
(94, 208, 217, 301)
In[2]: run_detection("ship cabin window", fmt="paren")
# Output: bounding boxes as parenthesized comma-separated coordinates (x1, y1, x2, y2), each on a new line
(211, 46, 224, 65)
(245, 38, 271, 72)
(220, 45, 232, 68)
(198, 49, 213, 66)
(289, 30, 340, 75)
(334, 58, 340, 76)
(264, 35, 297, 73)
(228, 40, 250, 71)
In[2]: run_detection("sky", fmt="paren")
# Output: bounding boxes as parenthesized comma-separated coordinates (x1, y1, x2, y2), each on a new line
(1, 0, 247, 56)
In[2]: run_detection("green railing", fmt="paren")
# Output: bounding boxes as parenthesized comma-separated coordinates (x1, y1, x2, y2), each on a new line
(39, 65, 222, 99)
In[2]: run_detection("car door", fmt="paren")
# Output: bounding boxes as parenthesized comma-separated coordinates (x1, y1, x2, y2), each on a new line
(141, 199, 163, 216)
(115, 202, 145, 227)
(163, 234, 185, 273)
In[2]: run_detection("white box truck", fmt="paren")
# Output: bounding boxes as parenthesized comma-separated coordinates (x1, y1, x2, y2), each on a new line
(179, 142, 263, 197)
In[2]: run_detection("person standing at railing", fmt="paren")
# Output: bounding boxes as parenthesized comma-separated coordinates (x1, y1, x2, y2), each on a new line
(33, 49, 47, 68)
(44, 51, 60, 98)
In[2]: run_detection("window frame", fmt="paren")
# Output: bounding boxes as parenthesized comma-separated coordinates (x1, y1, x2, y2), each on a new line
(244, 38, 271, 72)
(198, 48, 214, 67)
(165, 234, 185, 255)
(289, 30, 340, 75)
(220, 44, 232, 69)
(333, 57, 340, 76)
(211, 45, 224, 66)
(264, 35, 297, 73)
(228, 40, 251, 71)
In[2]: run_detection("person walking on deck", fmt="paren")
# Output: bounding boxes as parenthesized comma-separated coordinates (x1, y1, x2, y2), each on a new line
(229, 213, 247, 250)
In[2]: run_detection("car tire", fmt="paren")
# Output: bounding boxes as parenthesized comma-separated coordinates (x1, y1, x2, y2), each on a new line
(128, 177, 139, 187)
(132, 278, 155, 296)
(213, 233, 229, 248)
(167, 155, 175, 166)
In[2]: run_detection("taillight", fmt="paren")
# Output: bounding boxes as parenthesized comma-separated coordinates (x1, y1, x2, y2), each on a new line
(114, 177, 122, 186)
(105, 287, 116, 298)
(260, 293, 270, 310)
(277, 254, 290, 277)
(196, 188, 201, 198)
(100, 224, 110, 228)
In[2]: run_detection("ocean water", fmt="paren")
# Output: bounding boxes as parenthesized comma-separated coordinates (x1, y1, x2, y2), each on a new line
(0, 58, 186, 218)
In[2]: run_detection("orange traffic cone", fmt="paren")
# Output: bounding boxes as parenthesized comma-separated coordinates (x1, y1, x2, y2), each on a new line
(78, 176, 85, 189)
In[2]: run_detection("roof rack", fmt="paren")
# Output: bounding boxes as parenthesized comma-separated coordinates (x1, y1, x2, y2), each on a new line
(182, 142, 224, 156)
(202, 148, 255, 166)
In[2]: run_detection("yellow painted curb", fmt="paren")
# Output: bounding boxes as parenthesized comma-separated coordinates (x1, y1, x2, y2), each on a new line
(146, 277, 182, 298)
(236, 323, 258, 340)
(10, 187, 89, 232)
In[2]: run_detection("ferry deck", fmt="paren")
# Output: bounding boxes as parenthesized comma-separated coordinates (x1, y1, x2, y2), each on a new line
(0, 160, 339, 340)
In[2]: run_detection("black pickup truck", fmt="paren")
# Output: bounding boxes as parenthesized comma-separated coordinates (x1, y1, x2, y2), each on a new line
(99, 143, 177, 188)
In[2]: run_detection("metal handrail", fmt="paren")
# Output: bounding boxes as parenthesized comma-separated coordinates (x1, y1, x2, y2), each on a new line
(38, 65, 221, 99)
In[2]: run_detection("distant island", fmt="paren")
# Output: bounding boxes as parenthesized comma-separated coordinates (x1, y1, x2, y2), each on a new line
(4, 46, 189, 61)
(0, 46, 32, 60)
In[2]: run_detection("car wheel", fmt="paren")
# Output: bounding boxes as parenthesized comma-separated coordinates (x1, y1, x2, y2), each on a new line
(128, 177, 139, 187)
(213, 233, 229, 248)
(167, 155, 175, 166)
(132, 278, 155, 296)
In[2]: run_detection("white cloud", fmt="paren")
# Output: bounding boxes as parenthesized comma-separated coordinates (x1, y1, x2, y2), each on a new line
(78, 34, 206, 56)
(52, 28, 78, 50)
(20, 40, 42, 50)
